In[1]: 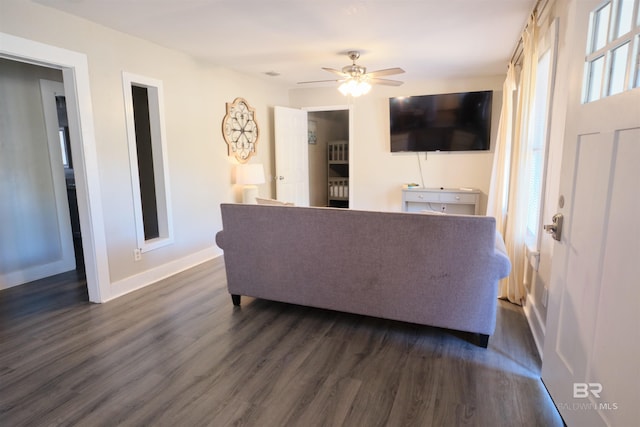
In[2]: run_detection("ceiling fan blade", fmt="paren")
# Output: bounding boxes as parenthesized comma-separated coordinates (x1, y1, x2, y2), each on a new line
(366, 67, 405, 78)
(368, 77, 404, 86)
(322, 67, 349, 77)
(297, 78, 344, 85)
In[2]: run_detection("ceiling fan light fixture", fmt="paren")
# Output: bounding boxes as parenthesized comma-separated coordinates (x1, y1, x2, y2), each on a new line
(298, 50, 403, 93)
(338, 78, 371, 97)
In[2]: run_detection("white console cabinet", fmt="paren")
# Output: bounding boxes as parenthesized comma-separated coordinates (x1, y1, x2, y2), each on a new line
(402, 188, 481, 215)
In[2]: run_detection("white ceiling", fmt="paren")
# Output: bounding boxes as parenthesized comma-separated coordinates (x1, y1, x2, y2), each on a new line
(35, 0, 534, 88)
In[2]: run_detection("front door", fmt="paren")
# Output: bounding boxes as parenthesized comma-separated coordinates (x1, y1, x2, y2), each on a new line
(541, 0, 640, 425)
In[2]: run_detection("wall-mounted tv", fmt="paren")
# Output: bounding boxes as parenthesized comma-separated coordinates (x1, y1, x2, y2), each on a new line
(389, 90, 492, 152)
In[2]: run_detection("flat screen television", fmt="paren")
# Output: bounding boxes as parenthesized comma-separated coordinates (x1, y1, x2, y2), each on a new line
(389, 90, 492, 152)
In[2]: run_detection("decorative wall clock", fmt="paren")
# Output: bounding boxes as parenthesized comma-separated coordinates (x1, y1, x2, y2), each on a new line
(222, 97, 259, 163)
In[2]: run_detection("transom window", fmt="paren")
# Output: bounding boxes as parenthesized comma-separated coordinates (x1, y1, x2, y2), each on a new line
(583, 0, 640, 102)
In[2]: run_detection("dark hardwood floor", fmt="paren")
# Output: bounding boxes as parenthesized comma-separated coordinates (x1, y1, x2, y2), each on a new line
(0, 258, 563, 426)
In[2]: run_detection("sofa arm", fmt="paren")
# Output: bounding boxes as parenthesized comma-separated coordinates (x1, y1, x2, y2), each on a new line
(215, 231, 224, 249)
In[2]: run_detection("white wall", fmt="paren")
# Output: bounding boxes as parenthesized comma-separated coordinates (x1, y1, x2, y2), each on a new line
(290, 76, 503, 213)
(1, 0, 289, 298)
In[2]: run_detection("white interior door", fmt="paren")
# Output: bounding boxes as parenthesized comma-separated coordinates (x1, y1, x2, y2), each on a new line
(541, 1, 640, 425)
(274, 106, 309, 206)
(39, 80, 76, 274)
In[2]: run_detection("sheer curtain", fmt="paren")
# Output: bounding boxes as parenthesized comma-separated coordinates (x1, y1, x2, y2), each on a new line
(488, 15, 539, 305)
(486, 63, 516, 236)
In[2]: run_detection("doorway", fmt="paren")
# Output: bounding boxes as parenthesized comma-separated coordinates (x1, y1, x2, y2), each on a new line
(1, 32, 109, 302)
(0, 60, 82, 290)
(307, 109, 350, 207)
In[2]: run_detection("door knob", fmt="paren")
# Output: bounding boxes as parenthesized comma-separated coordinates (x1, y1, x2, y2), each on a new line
(544, 213, 563, 242)
(277, 176, 285, 180)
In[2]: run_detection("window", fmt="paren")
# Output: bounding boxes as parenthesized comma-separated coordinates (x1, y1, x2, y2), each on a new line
(583, 0, 640, 101)
(122, 72, 173, 252)
(525, 49, 553, 248)
(55, 95, 72, 169)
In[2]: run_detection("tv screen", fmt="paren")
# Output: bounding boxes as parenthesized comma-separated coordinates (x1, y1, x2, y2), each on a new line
(389, 90, 492, 152)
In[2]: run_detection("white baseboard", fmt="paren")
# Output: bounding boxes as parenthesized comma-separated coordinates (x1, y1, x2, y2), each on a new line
(523, 292, 546, 359)
(106, 247, 220, 302)
(0, 258, 77, 291)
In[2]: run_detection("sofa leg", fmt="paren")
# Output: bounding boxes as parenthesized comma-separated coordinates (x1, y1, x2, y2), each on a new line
(231, 294, 241, 306)
(477, 334, 489, 348)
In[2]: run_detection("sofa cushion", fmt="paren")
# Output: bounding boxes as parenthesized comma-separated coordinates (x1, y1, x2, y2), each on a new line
(255, 197, 294, 206)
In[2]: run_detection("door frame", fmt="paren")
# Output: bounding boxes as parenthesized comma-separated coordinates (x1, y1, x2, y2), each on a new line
(303, 105, 353, 203)
(522, 17, 561, 357)
(1, 32, 110, 302)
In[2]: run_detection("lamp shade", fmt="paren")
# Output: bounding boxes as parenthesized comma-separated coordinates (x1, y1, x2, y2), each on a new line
(235, 163, 265, 185)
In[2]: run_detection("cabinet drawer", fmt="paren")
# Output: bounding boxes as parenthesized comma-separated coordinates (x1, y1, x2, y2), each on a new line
(402, 188, 479, 214)
(403, 191, 439, 203)
(440, 193, 477, 203)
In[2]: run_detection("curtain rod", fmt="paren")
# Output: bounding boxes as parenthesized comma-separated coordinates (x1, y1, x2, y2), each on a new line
(508, 0, 549, 66)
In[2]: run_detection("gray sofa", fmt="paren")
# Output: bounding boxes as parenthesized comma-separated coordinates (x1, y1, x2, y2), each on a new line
(215, 203, 511, 347)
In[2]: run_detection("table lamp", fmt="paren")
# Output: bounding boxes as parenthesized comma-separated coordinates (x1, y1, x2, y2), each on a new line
(236, 163, 265, 204)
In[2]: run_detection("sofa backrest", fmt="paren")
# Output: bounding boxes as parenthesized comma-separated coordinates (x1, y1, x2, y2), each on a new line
(217, 203, 510, 335)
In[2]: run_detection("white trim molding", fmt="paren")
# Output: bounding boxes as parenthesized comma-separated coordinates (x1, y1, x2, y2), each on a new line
(0, 32, 111, 302)
(524, 292, 546, 359)
(122, 71, 174, 253)
(107, 249, 219, 302)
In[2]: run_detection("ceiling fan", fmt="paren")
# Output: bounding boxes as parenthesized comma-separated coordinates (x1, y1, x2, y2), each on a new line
(298, 51, 404, 96)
